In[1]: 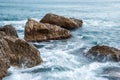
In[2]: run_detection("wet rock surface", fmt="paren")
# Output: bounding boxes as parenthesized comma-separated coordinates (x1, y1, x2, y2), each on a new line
(24, 19, 71, 42)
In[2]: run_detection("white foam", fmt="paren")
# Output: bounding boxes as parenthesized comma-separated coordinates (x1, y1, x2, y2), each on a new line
(3, 73, 33, 80)
(85, 19, 118, 28)
(4, 49, 120, 80)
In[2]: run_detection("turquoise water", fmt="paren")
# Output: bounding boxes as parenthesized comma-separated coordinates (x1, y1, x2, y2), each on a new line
(0, 0, 120, 80)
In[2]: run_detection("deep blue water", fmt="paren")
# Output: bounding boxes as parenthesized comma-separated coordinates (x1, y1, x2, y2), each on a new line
(0, 0, 120, 80)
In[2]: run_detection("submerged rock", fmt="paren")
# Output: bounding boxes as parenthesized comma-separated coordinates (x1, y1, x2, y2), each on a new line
(24, 19, 71, 42)
(102, 67, 120, 79)
(40, 13, 83, 29)
(86, 45, 120, 62)
(0, 25, 18, 37)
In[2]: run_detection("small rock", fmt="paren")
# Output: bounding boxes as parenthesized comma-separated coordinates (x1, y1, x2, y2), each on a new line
(86, 45, 120, 62)
(0, 25, 18, 37)
(40, 13, 83, 29)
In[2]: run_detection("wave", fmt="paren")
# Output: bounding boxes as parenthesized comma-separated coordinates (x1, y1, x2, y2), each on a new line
(4, 62, 120, 80)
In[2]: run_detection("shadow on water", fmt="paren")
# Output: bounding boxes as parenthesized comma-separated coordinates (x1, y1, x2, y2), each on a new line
(33, 43, 45, 48)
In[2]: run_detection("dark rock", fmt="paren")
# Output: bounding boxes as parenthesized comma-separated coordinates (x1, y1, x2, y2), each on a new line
(40, 13, 83, 29)
(0, 25, 18, 37)
(86, 45, 120, 62)
(24, 19, 71, 42)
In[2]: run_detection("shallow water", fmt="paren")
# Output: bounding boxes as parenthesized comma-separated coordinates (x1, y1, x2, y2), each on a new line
(0, 0, 120, 80)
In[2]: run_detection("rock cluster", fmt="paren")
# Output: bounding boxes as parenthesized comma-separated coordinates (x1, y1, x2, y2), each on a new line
(24, 19, 71, 42)
(0, 25, 42, 79)
(24, 13, 83, 42)
(24, 13, 120, 62)
(0, 13, 83, 79)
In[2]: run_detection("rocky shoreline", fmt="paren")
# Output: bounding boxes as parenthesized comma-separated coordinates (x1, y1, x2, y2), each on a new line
(0, 13, 120, 79)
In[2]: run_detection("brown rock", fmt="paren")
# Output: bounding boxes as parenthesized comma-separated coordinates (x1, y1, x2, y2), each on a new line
(0, 25, 18, 37)
(0, 38, 11, 79)
(0, 36, 42, 79)
(40, 13, 83, 29)
(3, 36, 43, 68)
(0, 31, 6, 38)
(24, 19, 71, 42)
(0, 25, 43, 79)
(86, 45, 120, 62)
(0, 59, 9, 79)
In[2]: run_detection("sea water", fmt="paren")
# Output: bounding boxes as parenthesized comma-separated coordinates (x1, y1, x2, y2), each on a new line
(0, 0, 120, 80)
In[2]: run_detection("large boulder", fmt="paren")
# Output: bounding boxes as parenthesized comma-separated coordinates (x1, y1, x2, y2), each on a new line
(40, 13, 83, 29)
(86, 45, 120, 62)
(4, 36, 43, 68)
(0, 25, 18, 37)
(24, 19, 71, 42)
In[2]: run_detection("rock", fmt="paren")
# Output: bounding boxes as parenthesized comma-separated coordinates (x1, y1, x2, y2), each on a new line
(40, 13, 83, 29)
(0, 25, 18, 37)
(0, 59, 9, 79)
(0, 31, 6, 38)
(86, 45, 120, 62)
(0, 25, 43, 79)
(24, 19, 71, 42)
(0, 38, 11, 79)
(3, 36, 43, 68)
(0, 38, 11, 65)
